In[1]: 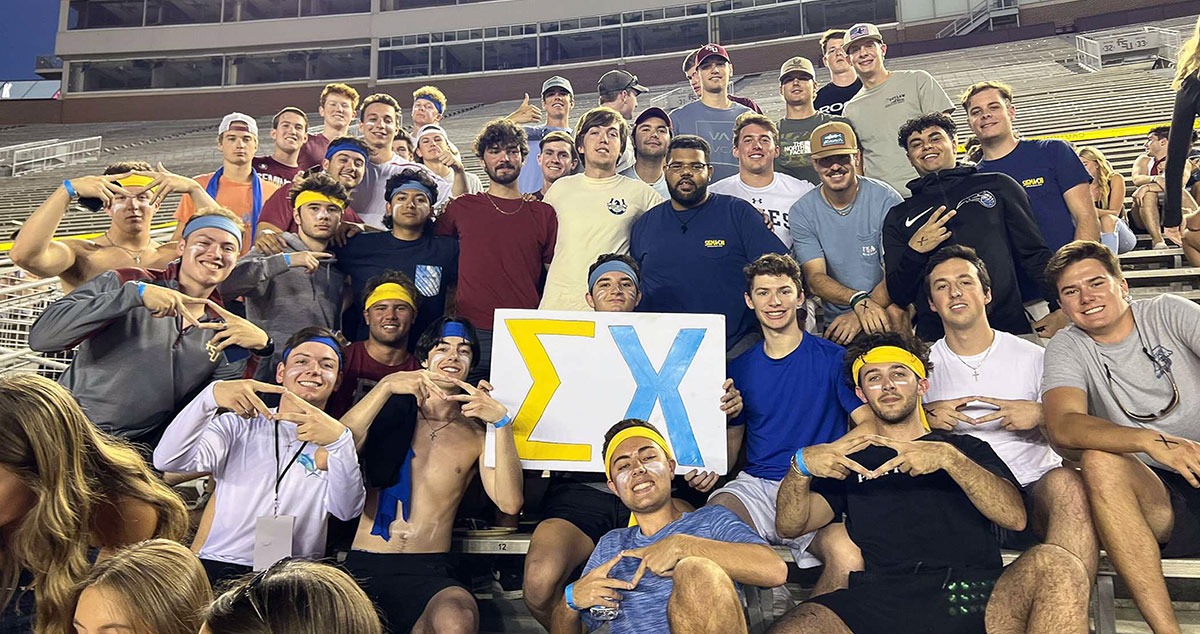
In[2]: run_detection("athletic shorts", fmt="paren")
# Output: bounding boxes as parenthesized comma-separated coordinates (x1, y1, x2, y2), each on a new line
(709, 471, 820, 567)
(991, 483, 1040, 551)
(1154, 467, 1200, 558)
(808, 567, 1001, 634)
(343, 551, 469, 633)
(540, 479, 631, 545)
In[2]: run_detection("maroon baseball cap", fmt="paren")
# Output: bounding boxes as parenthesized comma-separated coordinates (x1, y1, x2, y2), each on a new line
(695, 43, 731, 67)
(634, 107, 672, 129)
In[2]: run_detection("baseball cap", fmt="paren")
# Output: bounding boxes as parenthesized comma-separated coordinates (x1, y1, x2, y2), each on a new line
(219, 112, 258, 137)
(843, 23, 884, 51)
(598, 70, 648, 95)
(779, 56, 816, 82)
(809, 121, 859, 159)
(541, 76, 574, 96)
(1189, 148, 1200, 159)
(695, 43, 731, 67)
(633, 107, 672, 129)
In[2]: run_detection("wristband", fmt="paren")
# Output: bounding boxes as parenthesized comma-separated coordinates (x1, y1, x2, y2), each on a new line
(136, 281, 147, 297)
(63, 180, 77, 198)
(849, 291, 870, 310)
(283, 253, 292, 267)
(564, 582, 581, 611)
(493, 413, 512, 429)
(791, 448, 811, 477)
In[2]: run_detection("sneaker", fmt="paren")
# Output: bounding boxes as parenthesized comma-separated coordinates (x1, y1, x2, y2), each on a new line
(491, 566, 524, 600)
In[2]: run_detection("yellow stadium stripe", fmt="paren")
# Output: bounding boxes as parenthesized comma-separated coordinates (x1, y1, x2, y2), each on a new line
(959, 120, 1200, 153)
(0, 221, 177, 252)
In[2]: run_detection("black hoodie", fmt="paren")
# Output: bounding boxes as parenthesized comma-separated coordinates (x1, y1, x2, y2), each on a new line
(882, 164, 1056, 341)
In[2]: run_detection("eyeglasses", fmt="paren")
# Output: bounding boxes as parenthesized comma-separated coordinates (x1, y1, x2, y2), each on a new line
(665, 162, 711, 174)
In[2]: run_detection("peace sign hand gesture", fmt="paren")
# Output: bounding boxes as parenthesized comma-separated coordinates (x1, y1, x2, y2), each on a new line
(800, 434, 874, 480)
(212, 379, 287, 419)
(275, 391, 348, 446)
(570, 553, 639, 610)
(198, 300, 270, 359)
(69, 172, 134, 207)
(907, 206, 956, 254)
(444, 378, 508, 424)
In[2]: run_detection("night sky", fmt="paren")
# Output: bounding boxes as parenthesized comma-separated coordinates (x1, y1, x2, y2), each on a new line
(0, 2, 60, 80)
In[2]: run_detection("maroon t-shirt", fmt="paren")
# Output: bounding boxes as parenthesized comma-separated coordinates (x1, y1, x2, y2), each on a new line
(256, 185, 363, 234)
(298, 134, 333, 171)
(730, 94, 763, 115)
(433, 192, 558, 330)
(253, 156, 303, 188)
(327, 341, 420, 417)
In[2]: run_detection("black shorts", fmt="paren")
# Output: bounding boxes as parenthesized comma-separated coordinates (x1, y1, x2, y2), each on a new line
(343, 551, 469, 633)
(808, 567, 1001, 634)
(200, 558, 253, 590)
(1153, 467, 1200, 558)
(992, 483, 1040, 551)
(540, 479, 631, 545)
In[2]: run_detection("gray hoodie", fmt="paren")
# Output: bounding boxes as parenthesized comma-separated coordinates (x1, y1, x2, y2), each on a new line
(28, 264, 247, 444)
(219, 232, 345, 380)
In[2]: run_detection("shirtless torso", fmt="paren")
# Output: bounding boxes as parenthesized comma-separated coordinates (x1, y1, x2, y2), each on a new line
(53, 238, 178, 293)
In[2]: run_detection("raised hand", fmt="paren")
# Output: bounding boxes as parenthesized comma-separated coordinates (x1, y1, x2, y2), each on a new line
(720, 378, 743, 420)
(444, 378, 508, 424)
(970, 397, 1043, 431)
(287, 250, 334, 274)
(907, 206, 955, 254)
(275, 391, 347, 446)
(70, 172, 134, 208)
(923, 396, 978, 431)
(199, 300, 270, 358)
(212, 379, 286, 419)
(378, 370, 449, 406)
(570, 553, 638, 610)
(866, 435, 956, 478)
(507, 93, 544, 125)
(800, 434, 873, 480)
(135, 163, 202, 208)
(139, 284, 209, 328)
(683, 469, 719, 492)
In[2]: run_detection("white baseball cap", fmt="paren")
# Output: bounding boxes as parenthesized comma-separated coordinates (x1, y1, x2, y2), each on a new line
(219, 112, 258, 137)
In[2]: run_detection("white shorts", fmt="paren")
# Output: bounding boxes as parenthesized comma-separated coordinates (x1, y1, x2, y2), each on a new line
(709, 471, 822, 568)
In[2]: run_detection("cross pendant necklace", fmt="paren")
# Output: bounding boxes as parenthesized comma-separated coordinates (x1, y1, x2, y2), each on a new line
(428, 421, 453, 440)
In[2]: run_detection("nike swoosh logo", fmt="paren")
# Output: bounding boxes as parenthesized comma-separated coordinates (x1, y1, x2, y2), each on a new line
(904, 206, 935, 228)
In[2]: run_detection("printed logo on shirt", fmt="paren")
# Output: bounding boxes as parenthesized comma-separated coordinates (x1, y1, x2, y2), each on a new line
(1022, 177, 1046, 188)
(414, 264, 443, 297)
(704, 239, 726, 248)
(297, 453, 320, 477)
(886, 94, 907, 107)
(782, 140, 811, 158)
(1149, 344, 1174, 378)
(957, 190, 997, 210)
(862, 244, 878, 257)
(904, 206, 936, 228)
(818, 103, 845, 116)
(607, 198, 628, 216)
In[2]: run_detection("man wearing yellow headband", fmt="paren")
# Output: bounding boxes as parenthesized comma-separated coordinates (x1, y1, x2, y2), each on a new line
(221, 172, 350, 381)
(12, 161, 218, 292)
(325, 271, 422, 417)
(771, 332, 1089, 634)
(553, 419, 786, 634)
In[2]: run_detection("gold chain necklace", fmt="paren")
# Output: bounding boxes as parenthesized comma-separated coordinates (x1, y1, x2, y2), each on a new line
(486, 192, 526, 216)
(102, 231, 150, 264)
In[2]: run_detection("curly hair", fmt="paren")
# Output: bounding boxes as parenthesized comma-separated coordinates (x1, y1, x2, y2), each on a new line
(412, 85, 447, 112)
(0, 374, 187, 634)
(287, 171, 350, 210)
(415, 316, 481, 371)
(359, 93, 401, 121)
(897, 112, 956, 150)
(743, 253, 803, 294)
(473, 118, 529, 160)
(841, 331, 933, 387)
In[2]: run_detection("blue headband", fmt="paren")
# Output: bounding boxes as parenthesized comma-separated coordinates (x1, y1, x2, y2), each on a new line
(588, 260, 639, 293)
(325, 140, 370, 162)
(281, 335, 344, 367)
(415, 95, 444, 114)
(386, 180, 436, 206)
(182, 215, 242, 247)
(441, 321, 471, 343)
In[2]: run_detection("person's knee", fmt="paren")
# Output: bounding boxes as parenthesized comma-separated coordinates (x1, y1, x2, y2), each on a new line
(1023, 544, 1091, 589)
(426, 589, 479, 634)
(1079, 449, 1128, 491)
(1100, 215, 1117, 233)
(674, 556, 733, 591)
(812, 526, 863, 573)
(522, 556, 567, 607)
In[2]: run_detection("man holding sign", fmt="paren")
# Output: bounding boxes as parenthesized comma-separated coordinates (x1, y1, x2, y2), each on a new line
(551, 419, 787, 633)
(340, 318, 523, 634)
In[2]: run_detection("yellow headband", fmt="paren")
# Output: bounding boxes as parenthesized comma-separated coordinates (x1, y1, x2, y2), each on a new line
(364, 282, 415, 311)
(852, 345, 930, 431)
(116, 174, 156, 190)
(604, 426, 675, 480)
(294, 190, 347, 211)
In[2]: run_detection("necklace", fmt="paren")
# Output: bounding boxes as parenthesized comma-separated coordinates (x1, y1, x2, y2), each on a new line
(820, 186, 857, 217)
(427, 420, 454, 440)
(485, 193, 526, 216)
(949, 335, 996, 381)
(673, 209, 702, 233)
(101, 231, 150, 264)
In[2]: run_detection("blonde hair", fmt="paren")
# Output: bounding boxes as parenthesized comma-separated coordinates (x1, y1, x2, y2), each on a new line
(1078, 146, 1117, 205)
(320, 83, 360, 111)
(958, 80, 1014, 112)
(65, 539, 211, 634)
(204, 560, 382, 634)
(1174, 16, 1200, 91)
(189, 206, 247, 235)
(0, 373, 187, 634)
(412, 85, 447, 112)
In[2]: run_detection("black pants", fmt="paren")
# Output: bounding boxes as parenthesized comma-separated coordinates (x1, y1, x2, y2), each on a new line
(201, 558, 253, 590)
(1165, 73, 1200, 227)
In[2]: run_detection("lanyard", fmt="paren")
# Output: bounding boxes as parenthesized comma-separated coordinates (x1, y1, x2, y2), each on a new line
(273, 419, 309, 517)
(205, 167, 265, 242)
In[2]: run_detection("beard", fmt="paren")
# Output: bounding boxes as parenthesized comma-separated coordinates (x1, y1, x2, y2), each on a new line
(485, 162, 520, 185)
(670, 179, 707, 207)
(872, 393, 920, 425)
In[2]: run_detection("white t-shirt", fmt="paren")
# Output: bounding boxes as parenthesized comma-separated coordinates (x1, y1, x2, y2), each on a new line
(709, 173, 815, 248)
(926, 330, 1062, 487)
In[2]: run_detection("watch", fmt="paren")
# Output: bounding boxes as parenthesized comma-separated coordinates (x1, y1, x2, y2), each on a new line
(252, 337, 275, 357)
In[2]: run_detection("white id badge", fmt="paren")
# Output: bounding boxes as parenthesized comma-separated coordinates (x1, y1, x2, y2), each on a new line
(253, 515, 295, 571)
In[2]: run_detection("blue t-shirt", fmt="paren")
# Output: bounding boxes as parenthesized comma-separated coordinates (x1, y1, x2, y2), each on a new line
(976, 139, 1090, 252)
(517, 124, 572, 194)
(333, 231, 459, 342)
(630, 194, 787, 349)
(729, 334, 862, 480)
(789, 176, 902, 319)
(581, 506, 767, 634)
(668, 101, 752, 182)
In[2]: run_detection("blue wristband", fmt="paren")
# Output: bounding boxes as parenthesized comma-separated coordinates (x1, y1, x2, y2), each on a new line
(63, 180, 77, 198)
(792, 448, 811, 477)
(136, 281, 147, 297)
(283, 253, 292, 267)
(564, 582, 581, 611)
(493, 413, 511, 429)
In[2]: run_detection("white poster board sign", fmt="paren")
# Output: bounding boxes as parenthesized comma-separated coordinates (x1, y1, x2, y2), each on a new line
(489, 309, 728, 475)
